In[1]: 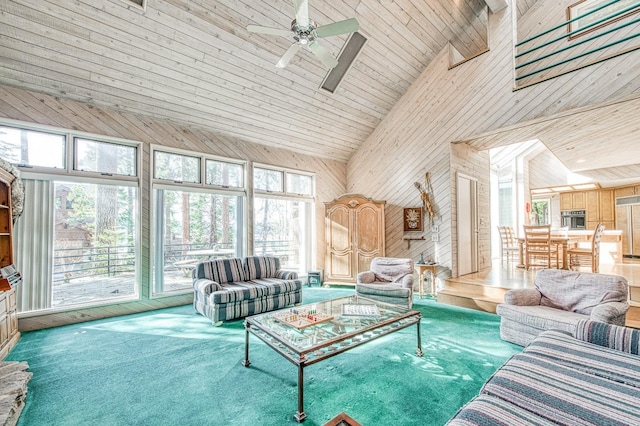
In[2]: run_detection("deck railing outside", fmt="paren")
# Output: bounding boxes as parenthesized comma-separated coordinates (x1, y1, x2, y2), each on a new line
(53, 240, 298, 283)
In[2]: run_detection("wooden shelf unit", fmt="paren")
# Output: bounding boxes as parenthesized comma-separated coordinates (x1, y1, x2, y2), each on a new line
(0, 168, 20, 360)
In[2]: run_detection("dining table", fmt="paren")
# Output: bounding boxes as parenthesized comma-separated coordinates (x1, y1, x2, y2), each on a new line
(516, 236, 576, 270)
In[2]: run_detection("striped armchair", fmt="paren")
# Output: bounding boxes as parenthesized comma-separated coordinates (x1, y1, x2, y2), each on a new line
(193, 256, 302, 325)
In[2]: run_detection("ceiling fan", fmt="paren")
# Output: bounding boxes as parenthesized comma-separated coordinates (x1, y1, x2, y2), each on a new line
(247, 0, 359, 70)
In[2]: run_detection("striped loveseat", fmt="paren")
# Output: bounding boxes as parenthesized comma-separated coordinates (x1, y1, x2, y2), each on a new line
(192, 256, 302, 324)
(447, 320, 640, 425)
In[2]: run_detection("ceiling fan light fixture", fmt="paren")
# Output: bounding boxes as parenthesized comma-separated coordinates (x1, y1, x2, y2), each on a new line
(247, 1, 359, 70)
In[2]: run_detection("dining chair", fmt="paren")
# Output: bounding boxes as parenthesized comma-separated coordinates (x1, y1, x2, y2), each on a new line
(498, 226, 519, 264)
(523, 224, 558, 269)
(568, 223, 605, 273)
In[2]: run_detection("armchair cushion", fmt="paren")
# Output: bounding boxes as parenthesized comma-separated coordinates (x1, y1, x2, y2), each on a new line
(503, 288, 542, 306)
(535, 269, 628, 315)
(356, 271, 375, 283)
(590, 302, 629, 325)
(369, 257, 413, 282)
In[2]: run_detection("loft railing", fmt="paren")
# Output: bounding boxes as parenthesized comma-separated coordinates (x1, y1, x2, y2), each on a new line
(515, 0, 640, 89)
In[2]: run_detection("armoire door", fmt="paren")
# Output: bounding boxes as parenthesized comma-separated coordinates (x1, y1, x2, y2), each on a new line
(354, 202, 384, 274)
(325, 194, 385, 284)
(325, 203, 354, 282)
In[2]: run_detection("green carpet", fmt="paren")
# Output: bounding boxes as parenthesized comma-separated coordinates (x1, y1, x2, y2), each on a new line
(7, 288, 520, 426)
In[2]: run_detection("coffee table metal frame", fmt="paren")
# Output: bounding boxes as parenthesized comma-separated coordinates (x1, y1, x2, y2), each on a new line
(243, 295, 423, 422)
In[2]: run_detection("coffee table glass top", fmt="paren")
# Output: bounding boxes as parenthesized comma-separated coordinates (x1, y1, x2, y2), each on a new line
(246, 295, 419, 353)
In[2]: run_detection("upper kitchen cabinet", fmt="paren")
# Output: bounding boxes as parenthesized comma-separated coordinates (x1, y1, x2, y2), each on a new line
(615, 185, 640, 198)
(560, 191, 585, 210)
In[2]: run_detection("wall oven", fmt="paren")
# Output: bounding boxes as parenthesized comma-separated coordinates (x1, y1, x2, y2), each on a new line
(561, 210, 586, 230)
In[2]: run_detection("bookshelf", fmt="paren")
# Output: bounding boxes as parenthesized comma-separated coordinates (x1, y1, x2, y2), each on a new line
(0, 168, 20, 359)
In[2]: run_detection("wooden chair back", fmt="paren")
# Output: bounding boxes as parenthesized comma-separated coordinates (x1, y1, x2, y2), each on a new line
(523, 224, 553, 269)
(498, 226, 518, 263)
(591, 223, 606, 272)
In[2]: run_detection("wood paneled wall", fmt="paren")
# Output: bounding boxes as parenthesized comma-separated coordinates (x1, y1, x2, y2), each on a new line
(0, 86, 347, 329)
(529, 149, 569, 189)
(347, 2, 640, 277)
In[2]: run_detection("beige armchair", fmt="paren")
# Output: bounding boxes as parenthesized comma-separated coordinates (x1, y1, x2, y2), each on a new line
(356, 257, 414, 309)
(497, 269, 629, 346)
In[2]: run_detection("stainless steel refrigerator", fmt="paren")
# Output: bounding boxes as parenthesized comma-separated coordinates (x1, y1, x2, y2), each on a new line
(615, 195, 640, 257)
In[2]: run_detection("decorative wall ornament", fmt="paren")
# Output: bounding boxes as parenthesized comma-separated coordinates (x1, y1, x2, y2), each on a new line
(0, 157, 24, 224)
(414, 172, 436, 225)
(403, 207, 423, 232)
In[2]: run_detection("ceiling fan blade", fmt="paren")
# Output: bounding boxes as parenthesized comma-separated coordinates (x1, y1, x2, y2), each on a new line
(247, 25, 292, 37)
(308, 41, 339, 69)
(315, 18, 360, 38)
(276, 43, 302, 68)
(293, 0, 310, 27)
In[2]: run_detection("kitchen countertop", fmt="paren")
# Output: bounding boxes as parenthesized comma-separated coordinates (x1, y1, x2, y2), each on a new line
(552, 229, 622, 235)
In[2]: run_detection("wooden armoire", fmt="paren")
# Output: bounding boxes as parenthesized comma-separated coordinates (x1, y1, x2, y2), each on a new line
(324, 194, 385, 284)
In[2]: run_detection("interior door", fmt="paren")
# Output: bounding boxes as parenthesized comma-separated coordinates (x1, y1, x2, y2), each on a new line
(457, 173, 478, 276)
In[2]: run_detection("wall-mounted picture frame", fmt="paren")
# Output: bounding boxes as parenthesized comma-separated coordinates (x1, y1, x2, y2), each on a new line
(567, 0, 640, 39)
(404, 207, 423, 232)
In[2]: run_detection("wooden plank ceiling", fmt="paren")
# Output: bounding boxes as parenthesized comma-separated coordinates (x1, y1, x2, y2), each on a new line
(0, 0, 495, 162)
(460, 96, 640, 187)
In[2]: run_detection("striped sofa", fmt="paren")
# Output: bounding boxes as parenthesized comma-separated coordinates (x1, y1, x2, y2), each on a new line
(192, 256, 302, 324)
(447, 320, 640, 425)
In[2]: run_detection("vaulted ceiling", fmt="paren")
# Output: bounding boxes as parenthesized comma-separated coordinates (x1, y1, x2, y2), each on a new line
(1, 0, 635, 186)
(0, 0, 508, 162)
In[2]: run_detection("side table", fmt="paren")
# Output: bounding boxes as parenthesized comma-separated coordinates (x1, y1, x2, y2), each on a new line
(415, 263, 438, 298)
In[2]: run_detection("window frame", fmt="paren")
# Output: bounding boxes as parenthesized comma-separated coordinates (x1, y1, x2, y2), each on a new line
(1, 118, 140, 183)
(151, 145, 247, 193)
(150, 145, 248, 297)
(1, 118, 143, 312)
(252, 163, 316, 274)
(253, 163, 316, 200)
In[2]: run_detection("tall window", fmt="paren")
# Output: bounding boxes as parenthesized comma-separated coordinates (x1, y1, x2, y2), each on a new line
(253, 165, 314, 275)
(152, 147, 245, 295)
(0, 124, 140, 312)
(498, 179, 514, 227)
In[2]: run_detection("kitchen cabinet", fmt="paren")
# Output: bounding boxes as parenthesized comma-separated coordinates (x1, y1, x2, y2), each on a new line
(325, 194, 385, 284)
(560, 191, 586, 210)
(560, 193, 572, 210)
(615, 185, 640, 198)
(572, 192, 585, 209)
(586, 189, 614, 231)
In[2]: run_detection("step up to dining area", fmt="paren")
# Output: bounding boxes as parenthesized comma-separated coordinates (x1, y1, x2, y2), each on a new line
(438, 260, 640, 329)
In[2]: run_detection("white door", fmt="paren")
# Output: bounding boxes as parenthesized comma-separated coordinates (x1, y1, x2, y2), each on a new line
(457, 173, 478, 276)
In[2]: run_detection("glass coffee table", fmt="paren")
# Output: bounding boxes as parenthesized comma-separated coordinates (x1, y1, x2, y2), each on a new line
(243, 295, 423, 422)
